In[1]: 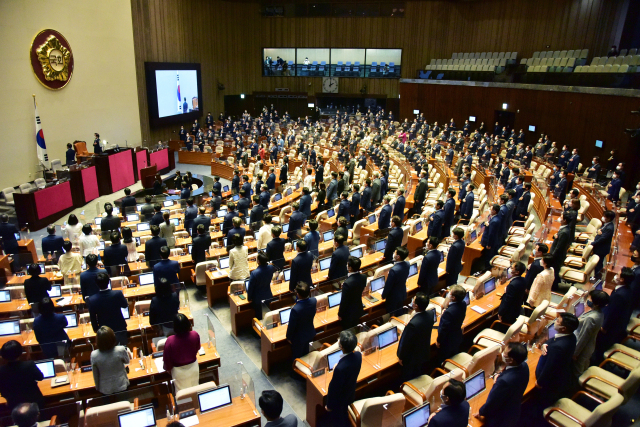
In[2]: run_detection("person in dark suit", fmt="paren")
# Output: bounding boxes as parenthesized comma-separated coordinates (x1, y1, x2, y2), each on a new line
(392, 188, 406, 220)
(445, 228, 465, 287)
(103, 232, 128, 272)
(337, 192, 350, 223)
(191, 224, 211, 265)
(474, 343, 530, 427)
(361, 180, 373, 213)
(33, 296, 69, 358)
(222, 203, 240, 236)
(521, 313, 578, 425)
(289, 240, 314, 292)
(88, 273, 129, 345)
(231, 170, 241, 194)
(480, 204, 502, 269)
(237, 190, 251, 218)
(259, 185, 271, 209)
(370, 173, 382, 207)
(149, 278, 180, 329)
(428, 200, 445, 239)
(586, 156, 601, 180)
(247, 252, 276, 320)
(23, 263, 52, 307)
(427, 379, 470, 427)
(153, 246, 180, 284)
(212, 176, 222, 194)
(288, 202, 305, 241)
(377, 196, 393, 230)
(397, 292, 435, 381)
(589, 210, 615, 274)
(41, 224, 65, 257)
(250, 196, 265, 229)
(192, 206, 212, 237)
(286, 281, 317, 360)
(497, 261, 527, 323)
(120, 188, 137, 213)
(550, 214, 572, 287)
(413, 171, 429, 214)
(266, 168, 276, 191)
(382, 247, 410, 314)
(524, 243, 547, 291)
(328, 233, 349, 281)
(441, 189, 456, 239)
(315, 161, 324, 190)
(299, 188, 312, 219)
(266, 226, 286, 270)
(337, 171, 346, 197)
(435, 285, 467, 365)
(350, 184, 361, 225)
(459, 184, 475, 224)
(566, 149, 580, 173)
(514, 182, 531, 221)
(0, 214, 20, 255)
(593, 268, 634, 364)
(180, 182, 191, 200)
(80, 254, 107, 301)
(241, 175, 252, 195)
(0, 341, 45, 410)
(183, 198, 198, 233)
(383, 215, 404, 263)
(325, 331, 362, 427)
(418, 237, 442, 295)
(326, 172, 339, 205)
(338, 257, 367, 330)
(145, 225, 167, 266)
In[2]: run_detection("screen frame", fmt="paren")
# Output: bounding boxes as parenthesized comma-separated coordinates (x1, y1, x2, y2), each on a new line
(144, 62, 203, 128)
(403, 402, 430, 427)
(35, 359, 56, 379)
(0, 319, 20, 337)
(377, 326, 398, 350)
(197, 384, 233, 414)
(328, 291, 342, 308)
(327, 349, 342, 371)
(118, 405, 157, 427)
(464, 369, 486, 400)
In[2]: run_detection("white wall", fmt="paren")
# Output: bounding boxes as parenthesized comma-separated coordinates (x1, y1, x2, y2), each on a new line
(330, 49, 366, 65)
(0, 0, 141, 190)
(365, 49, 402, 65)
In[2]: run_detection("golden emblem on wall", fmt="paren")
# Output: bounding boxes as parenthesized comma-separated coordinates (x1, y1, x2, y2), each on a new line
(30, 29, 74, 90)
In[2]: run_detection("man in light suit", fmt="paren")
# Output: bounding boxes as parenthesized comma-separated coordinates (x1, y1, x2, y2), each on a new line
(326, 172, 339, 205)
(289, 240, 314, 292)
(573, 290, 609, 376)
(589, 210, 615, 274)
(88, 273, 129, 345)
(338, 257, 367, 330)
(474, 343, 530, 427)
(445, 228, 465, 287)
(397, 292, 435, 381)
(418, 237, 441, 295)
(382, 247, 410, 314)
(428, 200, 445, 239)
(377, 196, 393, 230)
(285, 282, 317, 361)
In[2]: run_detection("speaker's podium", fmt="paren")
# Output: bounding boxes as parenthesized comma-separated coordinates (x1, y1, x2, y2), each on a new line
(140, 165, 158, 189)
(94, 147, 137, 195)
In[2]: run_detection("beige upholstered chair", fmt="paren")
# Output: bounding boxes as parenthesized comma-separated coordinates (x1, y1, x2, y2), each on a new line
(579, 365, 640, 404)
(472, 315, 526, 348)
(348, 392, 406, 427)
(439, 344, 502, 379)
(401, 369, 464, 407)
(543, 392, 623, 427)
(175, 381, 218, 406)
(84, 401, 135, 427)
(191, 260, 217, 287)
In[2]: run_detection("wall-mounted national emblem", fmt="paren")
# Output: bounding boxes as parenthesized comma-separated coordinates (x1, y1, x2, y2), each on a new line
(30, 29, 74, 90)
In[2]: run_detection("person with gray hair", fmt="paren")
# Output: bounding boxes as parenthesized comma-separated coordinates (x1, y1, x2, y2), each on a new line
(11, 402, 39, 427)
(325, 330, 362, 426)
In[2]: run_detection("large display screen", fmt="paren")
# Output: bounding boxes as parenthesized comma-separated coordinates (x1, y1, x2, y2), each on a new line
(145, 62, 202, 127)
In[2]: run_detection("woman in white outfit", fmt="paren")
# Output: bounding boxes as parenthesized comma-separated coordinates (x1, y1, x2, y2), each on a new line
(159, 212, 176, 248)
(64, 214, 83, 249)
(228, 233, 250, 281)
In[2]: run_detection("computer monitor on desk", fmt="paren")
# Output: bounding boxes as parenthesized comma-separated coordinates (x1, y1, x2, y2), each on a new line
(198, 385, 232, 414)
(465, 370, 486, 400)
(118, 406, 156, 427)
(403, 402, 430, 427)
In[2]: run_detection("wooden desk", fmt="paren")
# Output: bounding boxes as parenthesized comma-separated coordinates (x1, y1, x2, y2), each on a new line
(211, 161, 236, 180)
(19, 239, 39, 263)
(461, 239, 484, 277)
(157, 396, 261, 427)
(178, 150, 214, 166)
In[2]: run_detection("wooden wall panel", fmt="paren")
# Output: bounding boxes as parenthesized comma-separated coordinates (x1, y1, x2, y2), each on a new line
(399, 82, 640, 184)
(131, 0, 627, 144)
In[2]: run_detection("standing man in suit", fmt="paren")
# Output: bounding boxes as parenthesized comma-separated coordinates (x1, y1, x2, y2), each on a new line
(587, 156, 601, 180)
(377, 196, 393, 230)
(557, 145, 570, 167)
(259, 185, 271, 209)
(222, 203, 239, 236)
(120, 188, 137, 213)
(88, 273, 129, 345)
(397, 292, 435, 381)
(153, 246, 180, 285)
(349, 184, 361, 226)
(383, 216, 404, 264)
(360, 180, 373, 213)
(259, 390, 298, 427)
(337, 192, 351, 223)
(326, 172, 339, 205)
(413, 171, 429, 215)
(427, 379, 470, 427)
(288, 202, 305, 241)
(418, 237, 442, 295)
(382, 247, 410, 314)
(0, 342, 45, 411)
(191, 206, 212, 237)
(498, 262, 527, 323)
(514, 182, 532, 221)
(566, 148, 581, 174)
(247, 252, 276, 320)
(325, 331, 362, 427)
(441, 189, 456, 239)
(435, 285, 467, 365)
(522, 313, 578, 426)
(41, 225, 65, 257)
(480, 204, 502, 269)
(191, 224, 211, 265)
(237, 190, 251, 218)
(80, 254, 107, 301)
(338, 257, 367, 330)
(286, 282, 317, 361)
(103, 232, 128, 274)
(574, 290, 609, 376)
(428, 200, 445, 239)
(328, 234, 349, 281)
(550, 213, 573, 288)
(474, 343, 530, 427)
(315, 160, 324, 190)
(0, 215, 19, 255)
(250, 196, 264, 230)
(226, 217, 246, 245)
(445, 228, 465, 287)
(289, 240, 314, 292)
(459, 184, 475, 224)
(525, 243, 547, 291)
(589, 210, 615, 274)
(392, 188, 406, 220)
(370, 172, 382, 207)
(266, 226, 286, 270)
(140, 195, 155, 221)
(299, 188, 312, 220)
(183, 198, 198, 234)
(145, 225, 167, 266)
(231, 169, 241, 194)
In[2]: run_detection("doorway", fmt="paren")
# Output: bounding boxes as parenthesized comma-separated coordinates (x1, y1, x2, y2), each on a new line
(493, 110, 516, 134)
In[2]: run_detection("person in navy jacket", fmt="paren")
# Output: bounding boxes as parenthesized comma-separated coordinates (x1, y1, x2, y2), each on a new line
(180, 182, 191, 200)
(88, 273, 129, 345)
(445, 228, 465, 287)
(259, 185, 271, 209)
(145, 225, 167, 266)
(338, 257, 367, 330)
(183, 198, 198, 233)
(554, 171, 568, 201)
(587, 156, 601, 180)
(427, 379, 470, 427)
(361, 180, 373, 213)
(41, 225, 65, 257)
(418, 237, 441, 295)
(103, 232, 128, 271)
(266, 168, 276, 191)
(397, 292, 435, 381)
(589, 210, 615, 273)
(289, 240, 314, 292)
(522, 145, 533, 169)
(33, 297, 70, 358)
(392, 188, 406, 220)
(382, 247, 410, 314)
(350, 184, 361, 225)
(480, 204, 502, 268)
(222, 203, 239, 236)
(325, 331, 362, 427)
(287, 202, 305, 241)
(231, 170, 241, 194)
(428, 200, 445, 239)
(153, 247, 180, 285)
(80, 254, 107, 301)
(378, 196, 393, 230)
(236, 190, 251, 218)
(607, 170, 623, 202)
(474, 343, 530, 427)
(285, 281, 317, 360)
(435, 285, 467, 365)
(525, 243, 547, 291)
(266, 226, 286, 270)
(441, 189, 456, 239)
(498, 261, 527, 323)
(247, 252, 276, 319)
(557, 145, 570, 167)
(328, 234, 349, 281)
(337, 192, 351, 223)
(459, 184, 475, 223)
(212, 176, 222, 194)
(383, 216, 404, 263)
(241, 175, 252, 195)
(566, 148, 580, 173)
(299, 188, 312, 219)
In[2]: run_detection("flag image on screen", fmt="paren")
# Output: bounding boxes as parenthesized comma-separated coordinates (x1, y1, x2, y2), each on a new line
(156, 70, 198, 118)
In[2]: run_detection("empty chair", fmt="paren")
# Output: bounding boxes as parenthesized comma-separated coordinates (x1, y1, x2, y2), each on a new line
(348, 392, 406, 427)
(560, 50, 568, 57)
(605, 57, 615, 65)
(532, 51, 541, 58)
(84, 401, 136, 426)
(629, 48, 638, 55)
(440, 344, 502, 378)
(567, 49, 575, 58)
(473, 316, 526, 348)
(543, 392, 623, 427)
(2, 187, 16, 205)
(619, 49, 628, 56)
(51, 159, 63, 170)
(611, 64, 620, 73)
(34, 178, 46, 189)
(614, 56, 624, 66)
